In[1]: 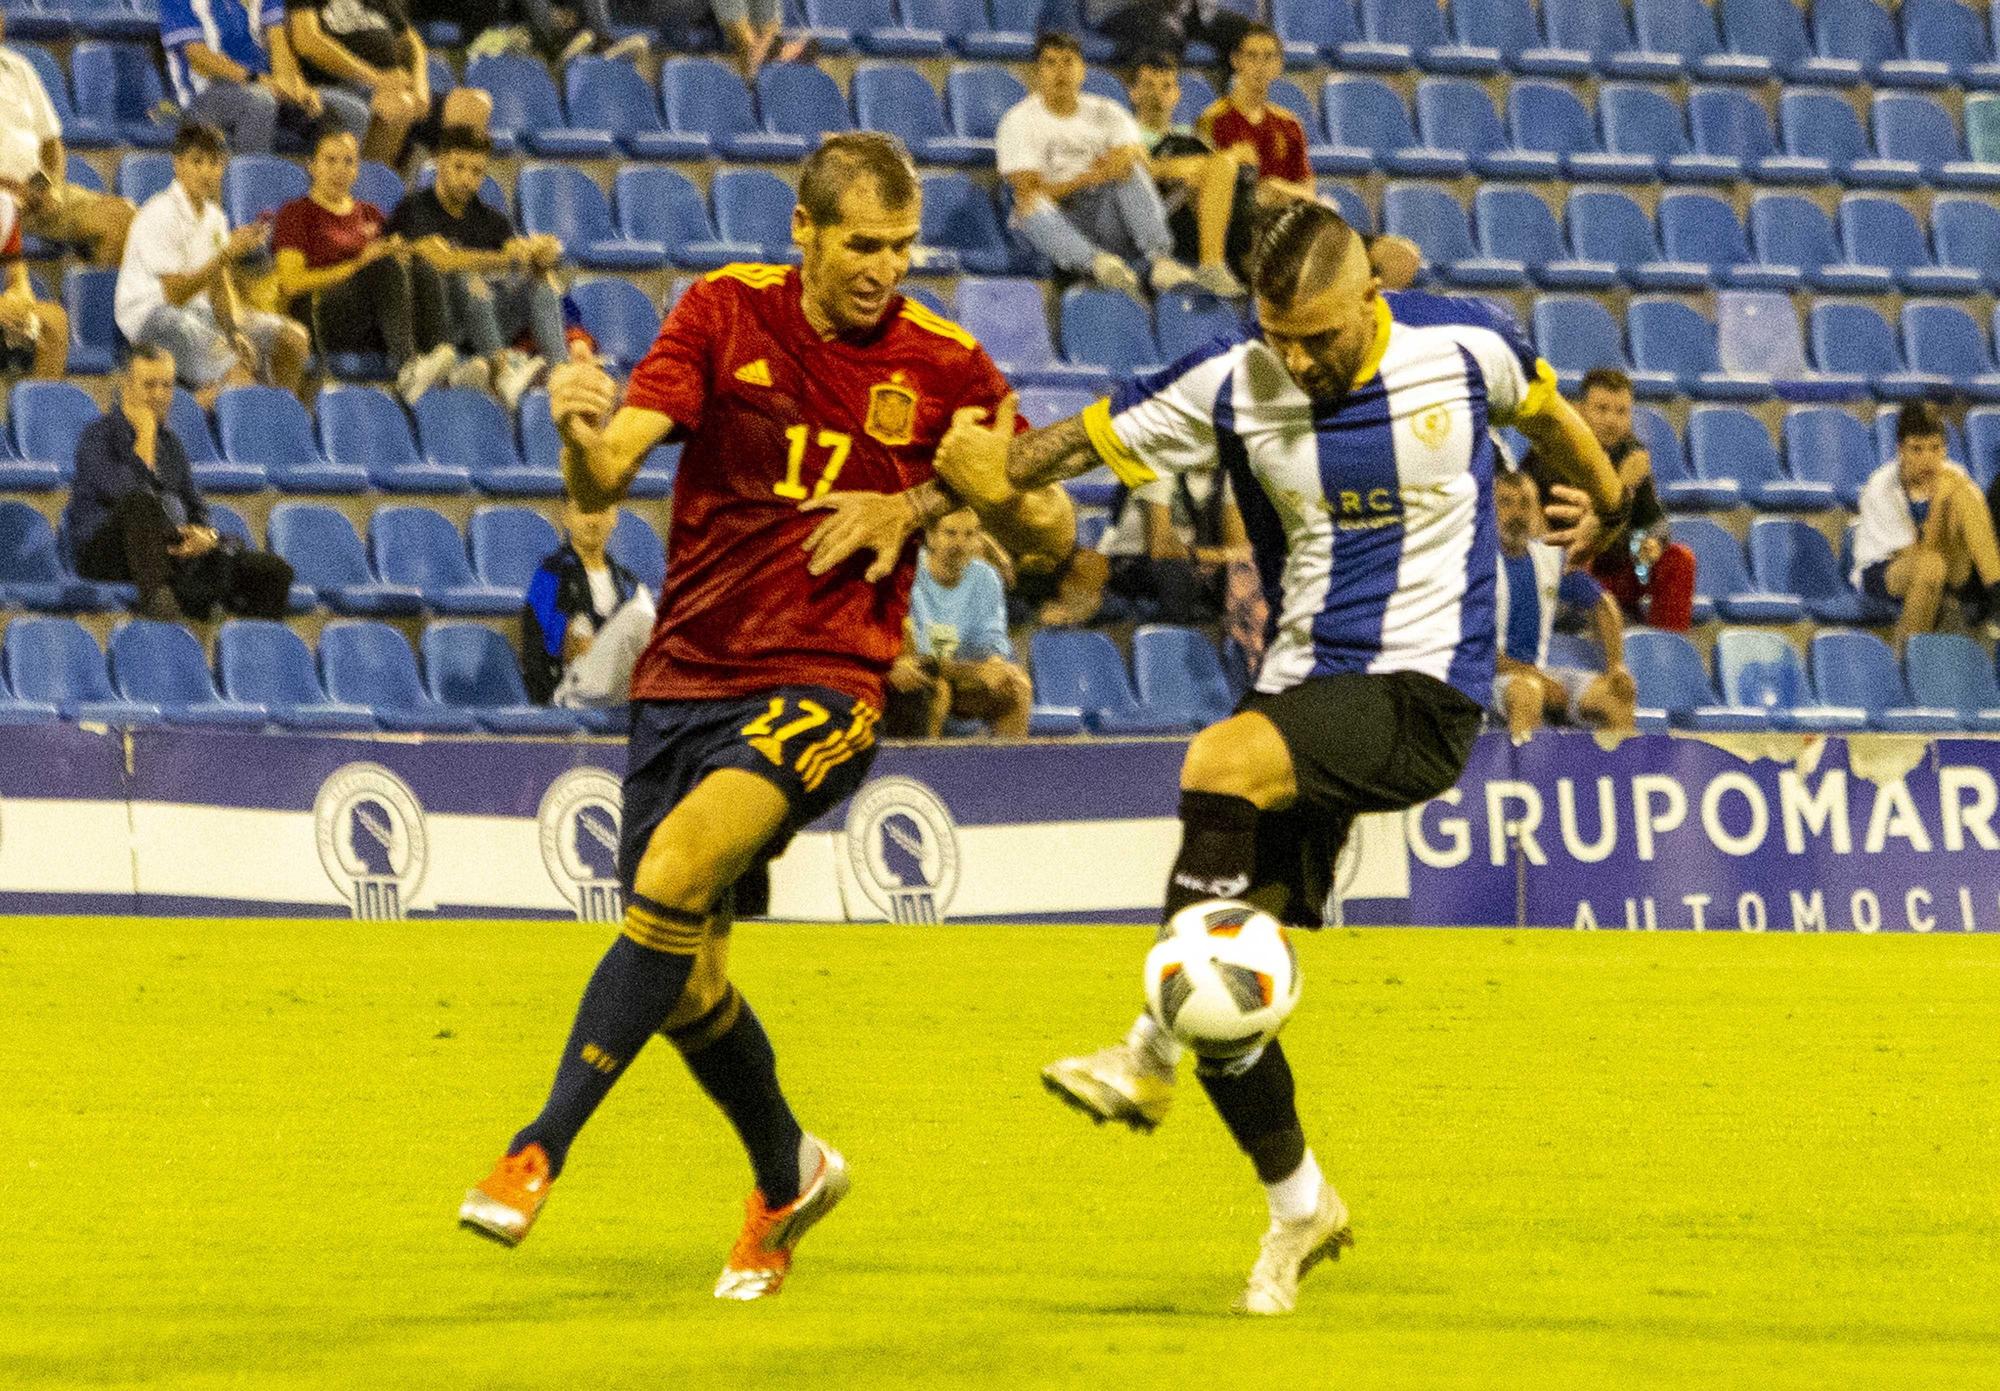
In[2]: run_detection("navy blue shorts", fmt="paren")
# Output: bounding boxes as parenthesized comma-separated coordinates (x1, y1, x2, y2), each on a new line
(1860, 559, 1895, 602)
(616, 686, 882, 900)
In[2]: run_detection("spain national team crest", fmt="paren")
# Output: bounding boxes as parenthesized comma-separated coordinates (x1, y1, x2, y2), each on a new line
(1414, 405, 1452, 448)
(844, 776, 960, 924)
(866, 378, 918, 446)
(537, 767, 625, 923)
(313, 763, 429, 920)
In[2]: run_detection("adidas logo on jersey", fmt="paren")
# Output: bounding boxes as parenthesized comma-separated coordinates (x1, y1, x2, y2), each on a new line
(734, 359, 773, 386)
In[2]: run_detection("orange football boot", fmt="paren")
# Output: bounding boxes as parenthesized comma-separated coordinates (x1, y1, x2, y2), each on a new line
(713, 1139, 851, 1300)
(458, 1143, 553, 1247)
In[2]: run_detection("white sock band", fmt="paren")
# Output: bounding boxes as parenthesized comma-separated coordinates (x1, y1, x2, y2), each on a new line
(1264, 1149, 1323, 1224)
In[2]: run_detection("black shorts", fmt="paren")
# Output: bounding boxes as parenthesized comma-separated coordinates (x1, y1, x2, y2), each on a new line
(1241, 670, 1482, 926)
(617, 686, 881, 907)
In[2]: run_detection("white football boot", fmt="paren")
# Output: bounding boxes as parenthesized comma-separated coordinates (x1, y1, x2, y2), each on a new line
(1235, 1183, 1353, 1316)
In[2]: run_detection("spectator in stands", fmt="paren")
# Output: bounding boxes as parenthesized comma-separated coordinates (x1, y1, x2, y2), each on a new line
(1124, 49, 1250, 298)
(160, 0, 370, 156)
(116, 123, 309, 407)
(1493, 468, 1636, 745)
(66, 344, 295, 622)
(286, 0, 495, 166)
(1524, 368, 1694, 631)
(388, 126, 562, 408)
(1044, 470, 1247, 628)
(271, 126, 471, 404)
(707, 0, 810, 81)
(998, 31, 1199, 300)
(1085, 0, 1254, 66)
(891, 509, 1032, 738)
(0, 12, 136, 266)
(0, 153, 68, 380)
(1852, 401, 2000, 649)
(521, 497, 650, 706)
(1197, 25, 1318, 209)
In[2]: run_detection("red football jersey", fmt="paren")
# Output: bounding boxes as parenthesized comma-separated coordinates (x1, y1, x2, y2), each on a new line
(1196, 100, 1312, 185)
(621, 264, 1014, 706)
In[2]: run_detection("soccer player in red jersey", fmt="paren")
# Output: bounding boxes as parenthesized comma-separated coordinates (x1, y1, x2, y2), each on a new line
(458, 133, 1066, 1300)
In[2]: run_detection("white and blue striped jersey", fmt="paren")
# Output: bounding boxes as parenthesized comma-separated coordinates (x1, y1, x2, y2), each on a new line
(1081, 291, 1559, 703)
(160, 0, 285, 108)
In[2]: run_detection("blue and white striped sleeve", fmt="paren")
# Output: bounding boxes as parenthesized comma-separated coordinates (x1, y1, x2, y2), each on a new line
(1079, 344, 1239, 490)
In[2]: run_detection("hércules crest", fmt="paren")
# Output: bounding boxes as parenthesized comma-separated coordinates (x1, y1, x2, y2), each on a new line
(1414, 405, 1452, 448)
(866, 379, 919, 445)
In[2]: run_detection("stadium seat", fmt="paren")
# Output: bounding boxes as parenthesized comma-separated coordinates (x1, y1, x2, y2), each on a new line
(943, 64, 1024, 148)
(1449, 0, 1588, 76)
(421, 623, 581, 734)
(468, 506, 561, 595)
(561, 55, 706, 159)
(1473, 187, 1616, 290)
(1015, 385, 1101, 436)
(1838, 197, 1982, 296)
(1360, 0, 1501, 74)
(931, 0, 1033, 59)
(920, 173, 1022, 276)
(611, 167, 755, 273)
(1870, 94, 2000, 190)
(1383, 184, 1524, 289)
(1749, 518, 1894, 624)
(1531, 297, 1671, 398)
(212, 620, 371, 732)
(1670, 517, 1798, 622)
(1506, 82, 1654, 181)
(1320, 77, 1466, 176)
(1629, 298, 1769, 401)
(68, 0, 156, 41)
(411, 388, 549, 497)
(1622, 629, 1769, 729)
(1715, 629, 1868, 731)
(1631, 0, 1771, 82)
(466, 53, 613, 156)
(568, 280, 661, 374)
(1899, 304, 2000, 402)
(656, 57, 807, 161)
(1689, 405, 1837, 508)
(107, 620, 267, 729)
(8, 380, 97, 486)
(0, 501, 92, 611)
(3, 617, 161, 724)
(1599, 82, 1739, 182)
(956, 278, 1104, 389)
(1715, 291, 1864, 402)
(116, 151, 174, 205)
(1414, 77, 1560, 177)
(355, 159, 402, 215)
(1783, 406, 1879, 507)
(821, 0, 950, 54)
(607, 508, 668, 593)
(1565, 190, 1707, 291)
(164, 387, 259, 493)
(369, 507, 516, 616)
(853, 62, 988, 165)
(214, 387, 366, 493)
(318, 385, 469, 494)
(1719, 0, 1862, 83)
(318, 621, 480, 733)
(1900, 0, 2000, 88)
(1131, 624, 1236, 730)
(1808, 302, 1944, 402)
(1970, 93, 2000, 162)
(1809, 630, 1957, 731)
(57, 265, 113, 376)
(267, 503, 423, 616)
(1687, 87, 1829, 184)
(1746, 194, 1895, 294)
(517, 164, 663, 271)
(1657, 192, 1798, 291)
(711, 169, 805, 265)
(1905, 633, 2000, 729)
(1871, 403, 1968, 467)
(1776, 89, 1919, 190)
(1968, 407, 2000, 489)
(1059, 287, 1161, 377)
(1541, 0, 1681, 78)
(1029, 629, 1190, 733)
(1271, 0, 1372, 68)
(756, 61, 856, 146)
(68, 39, 166, 147)
(1813, 0, 1951, 88)
(517, 389, 675, 502)
(1930, 198, 2000, 293)
(1631, 404, 1733, 509)
(223, 155, 307, 227)
(1154, 290, 1245, 362)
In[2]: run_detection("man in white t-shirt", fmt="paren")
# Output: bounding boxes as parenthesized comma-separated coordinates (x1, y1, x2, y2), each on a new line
(996, 31, 1196, 300)
(0, 11, 136, 265)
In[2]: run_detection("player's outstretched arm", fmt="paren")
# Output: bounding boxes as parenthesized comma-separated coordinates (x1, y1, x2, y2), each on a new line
(549, 360, 674, 511)
(1516, 393, 1626, 562)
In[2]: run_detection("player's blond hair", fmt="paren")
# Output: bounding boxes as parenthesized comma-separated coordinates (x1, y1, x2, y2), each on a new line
(797, 132, 920, 227)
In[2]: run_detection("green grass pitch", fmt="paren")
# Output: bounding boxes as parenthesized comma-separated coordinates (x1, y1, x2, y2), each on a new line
(3, 918, 1998, 1391)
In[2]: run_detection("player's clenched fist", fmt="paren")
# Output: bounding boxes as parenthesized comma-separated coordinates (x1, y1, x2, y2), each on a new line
(548, 358, 617, 440)
(934, 392, 1018, 510)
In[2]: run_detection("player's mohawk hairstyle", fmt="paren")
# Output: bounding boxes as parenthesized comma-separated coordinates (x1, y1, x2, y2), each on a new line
(798, 132, 920, 227)
(1248, 200, 1358, 313)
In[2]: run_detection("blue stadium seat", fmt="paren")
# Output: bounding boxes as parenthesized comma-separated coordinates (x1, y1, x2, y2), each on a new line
(853, 62, 987, 165)
(1631, 0, 1771, 82)
(1783, 406, 1879, 506)
(1540, 0, 1680, 78)
(1630, 404, 1730, 509)
(944, 64, 1023, 147)
(1565, 190, 1707, 291)
(1321, 77, 1466, 176)
(369, 506, 516, 616)
(1450, 0, 1588, 76)
(1719, 0, 1863, 84)
(1971, 92, 2000, 161)
(1623, 629, 1769, 729)
(421, 623, 581, 734)
(319, 621, 480, 733)
(1901, 303, 2000, 402)
(68, 0, 156, 40)
(107, 619, 267, 729)
(1838, 196, 1982, 296)
(3, 617, 160, 724)
(1154, 290, 1245, 362)
(935, 0, 1035, 60)
(1747, 194, 1895, 294)
(1598, 82, 1739, 182)
(1749, 518, 1894, 625)
(215, 387, 367, 493)
(1905, 633, 2000, 729)
(213, 620, 372, 731)
(68, 39, 166, 147)
(612, 167, 755, 272)
(756, 61, 855, 145)
(956, 277, 1104, 389)
(1871, 93, 2000, 190)
(563, 55, 708, 159)
(202, 503, 309, 611)
(1060, 287, 1161, 377)
(1029, 629, 1189, 733)
(1808, 302, 1943, 401)
(1132, 624, 1236, 729)
(411, 388, 550, 497)
(164, 387, 258, 492)
(608, 508, 667, 592)
(318, 385, 469, 493)
(1272, 0, 1372, 68)
(1506, 82, 1654, 181)
(817, 0, 947, 56)
(1169, 70, 1218, 127)
(1629, 298, 1769, 401)
(1930, 197, 2000, 293)
(517, 164, 663, 271)
(920, 173, 1020, 275)
(1716, 291, 1864, 403)
(1531, 296, 1672, 398)
(1473, 187, 1616, 289)
(1361, 0, 1501, 73)
(568, 279, 662, 374)
(1689, 404, 1836, 508)
(1669, 515, 1796, 622)
(8, 380, 97, 486)
(1015, 385, 1100, 435)
(223, 154, 307, 227)
(1813, 0, 1950, 88)
(658, 57, 809, 161)
(518, 390, 676, 502)
(1871, 403, 1968, 466)
(1317, 181, 1373, 232)
(466, 54, 614, 157)
(355, 159, 402, 215)
(468, 506, 561, 594)
(709, 169, 804, 264)
(1414, 77, 1560, 178)
(1715, 629, 1868, 731)
(1777, 88, 1920, 189)
(1383, 183, 1523, 289)
(1968, 407, 2000, 489)
(1687, 86, 1829, 183)
(0, 501, 92, 611)
(1264, 77, 1322, 146)
(1900, 0, 2000, 89)
(267, 503, 421, 616)
(1810, 630, 1957, 731)
(58, 267, 114, 376)
(1657, 192, 1798, 291)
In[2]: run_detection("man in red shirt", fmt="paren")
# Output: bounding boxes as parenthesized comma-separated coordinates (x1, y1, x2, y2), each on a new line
(1196, 24, 1318, 207)
(459, 132, 1068, 1300)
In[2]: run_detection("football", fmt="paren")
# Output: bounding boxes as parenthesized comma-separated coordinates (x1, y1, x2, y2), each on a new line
(1143, 899, 1302, 1059)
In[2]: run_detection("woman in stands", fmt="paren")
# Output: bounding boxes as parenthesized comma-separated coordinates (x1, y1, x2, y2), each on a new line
(270, 127, 473, 405)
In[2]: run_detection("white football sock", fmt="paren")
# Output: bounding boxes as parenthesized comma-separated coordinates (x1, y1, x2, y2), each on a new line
(1125, 1011, 1182, 1071)
(1264, 1150, 1324, 1224)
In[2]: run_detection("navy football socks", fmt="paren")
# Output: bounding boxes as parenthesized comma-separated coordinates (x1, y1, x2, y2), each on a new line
(1197, 1039, 1307, 1184)
(1163, 790, 1262, 919)
(680, 999, 809, 1208)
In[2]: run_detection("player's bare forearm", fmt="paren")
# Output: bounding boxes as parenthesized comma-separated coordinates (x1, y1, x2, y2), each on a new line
(1517, 394, 1621, 517)
(1594, 594, 1626, 670)
(1006, 417, 1100, 494)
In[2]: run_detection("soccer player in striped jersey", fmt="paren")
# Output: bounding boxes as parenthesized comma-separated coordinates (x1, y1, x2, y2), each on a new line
(929, 201, 1628, 1314)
